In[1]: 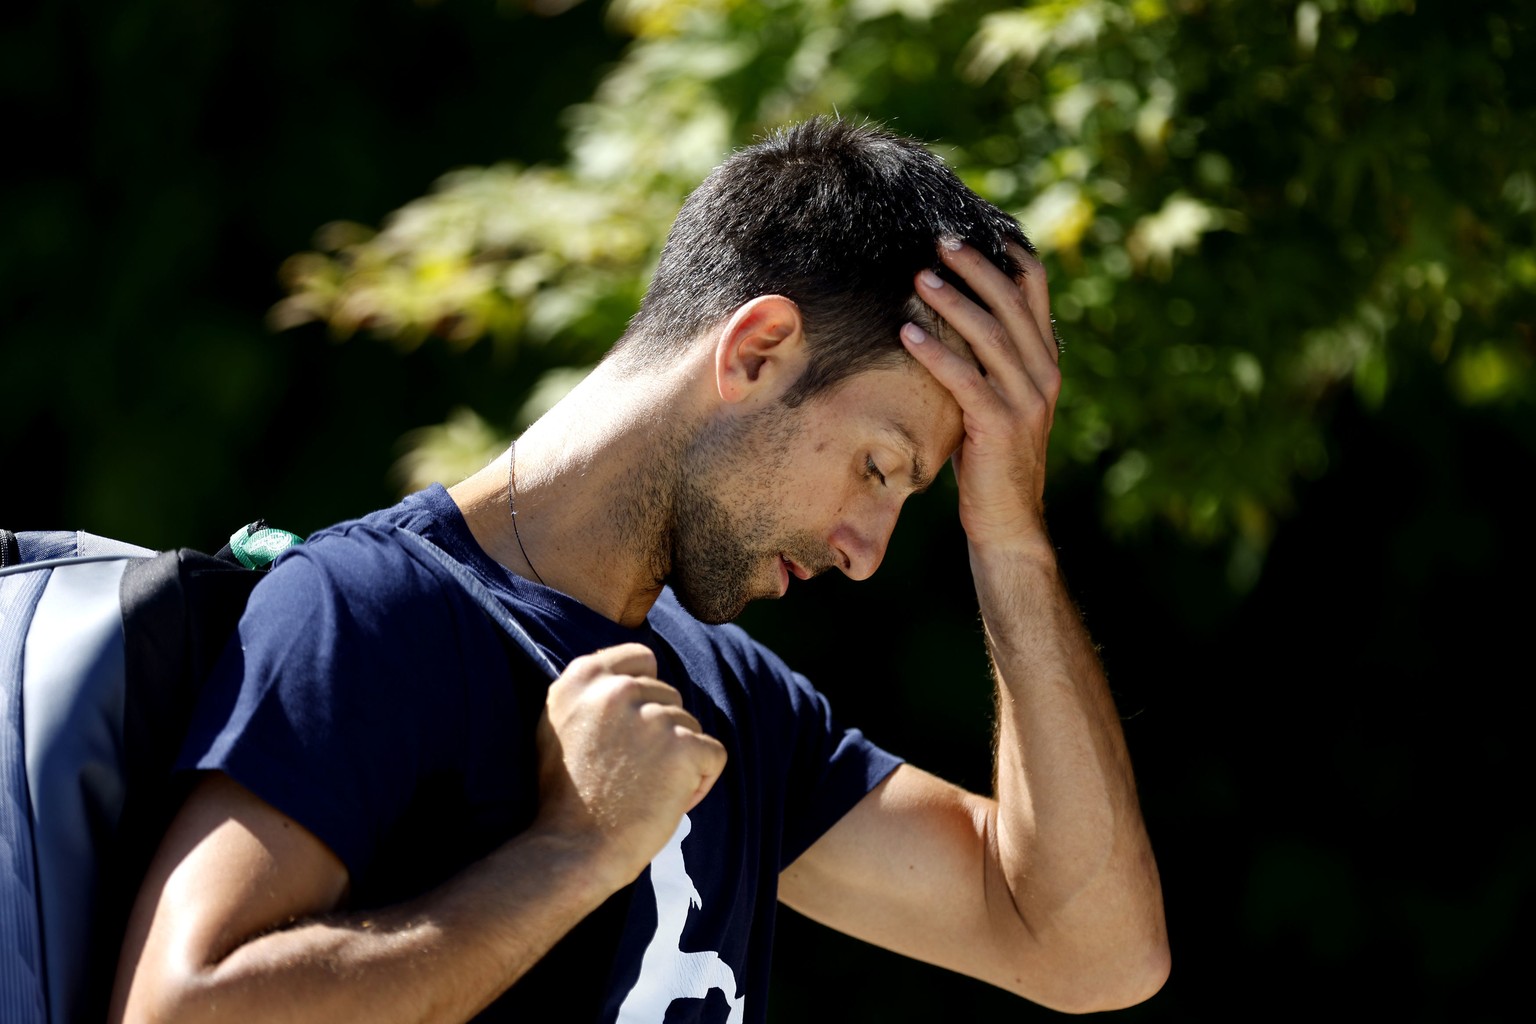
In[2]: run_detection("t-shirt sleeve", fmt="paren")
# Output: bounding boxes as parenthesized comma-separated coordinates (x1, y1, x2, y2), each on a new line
(706, 629, 897, 872)
(178, 532, 467, 879)
(763, 652, 904, 868)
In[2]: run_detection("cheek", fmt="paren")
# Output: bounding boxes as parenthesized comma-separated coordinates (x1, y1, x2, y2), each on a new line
(797, 428, 851, 482)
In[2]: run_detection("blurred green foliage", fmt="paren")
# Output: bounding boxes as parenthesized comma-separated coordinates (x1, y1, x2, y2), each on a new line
(5, 2, 1532, 1021)
(273, 0, 1534, 592)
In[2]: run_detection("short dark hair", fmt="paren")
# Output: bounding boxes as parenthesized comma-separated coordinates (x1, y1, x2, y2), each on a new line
(615, 116, 1033, 405)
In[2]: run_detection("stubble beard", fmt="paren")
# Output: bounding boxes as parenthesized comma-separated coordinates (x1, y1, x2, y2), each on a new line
(668, 479, 768, 625)
(662, 403, 820, 625)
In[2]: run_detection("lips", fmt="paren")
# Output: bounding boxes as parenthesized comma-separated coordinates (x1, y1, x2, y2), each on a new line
(776, 551, 827, 597)
(783, 554, 815, 581)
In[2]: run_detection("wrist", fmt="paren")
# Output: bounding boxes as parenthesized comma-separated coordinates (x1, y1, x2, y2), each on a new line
(967, 528, 1059, 581)
(509, 822, 639, 904)
(967, 538, 1072, 659)
(958, 489, 1055, 557)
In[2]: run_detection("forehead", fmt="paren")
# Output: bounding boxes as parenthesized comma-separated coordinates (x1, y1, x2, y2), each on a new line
(808, 360, 964, 478)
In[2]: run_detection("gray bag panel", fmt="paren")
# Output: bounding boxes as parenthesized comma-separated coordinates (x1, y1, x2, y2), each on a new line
(24, 557, 139, 1024)
(0, 565, 51, 1024)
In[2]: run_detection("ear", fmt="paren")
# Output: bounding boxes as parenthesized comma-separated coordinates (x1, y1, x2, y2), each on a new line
(713, 295, 806, 406)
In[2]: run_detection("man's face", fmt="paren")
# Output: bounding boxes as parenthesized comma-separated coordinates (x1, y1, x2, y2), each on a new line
(668, 358, 964, 624)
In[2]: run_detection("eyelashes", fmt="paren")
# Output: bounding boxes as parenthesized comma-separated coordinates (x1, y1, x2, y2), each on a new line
(865, 455, 887, 486)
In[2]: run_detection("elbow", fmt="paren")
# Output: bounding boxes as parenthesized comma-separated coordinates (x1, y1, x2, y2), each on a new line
(1077, 940, 1171, 1013)
(112, 954, 222, 1024)
(1013, 847, 1172, 1013)
(1130, 939, 1173, 1008)
(1036, 936, 1171, 1015)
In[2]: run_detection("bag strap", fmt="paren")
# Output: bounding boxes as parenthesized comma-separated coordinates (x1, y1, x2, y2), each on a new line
(392, 527, 634, 1019)
(393, 527, 560, 682)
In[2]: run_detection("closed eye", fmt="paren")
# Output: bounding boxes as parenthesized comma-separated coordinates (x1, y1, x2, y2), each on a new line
(865, 455, 887, 486)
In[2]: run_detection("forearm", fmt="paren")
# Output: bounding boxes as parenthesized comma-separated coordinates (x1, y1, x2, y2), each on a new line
(971, 537, 1167, 987)
(118, 828, 620, 1024)
(119, 645, 725, 1024)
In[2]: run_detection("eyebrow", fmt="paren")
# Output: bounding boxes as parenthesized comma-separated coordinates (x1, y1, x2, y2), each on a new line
(890, 420, 933, 495)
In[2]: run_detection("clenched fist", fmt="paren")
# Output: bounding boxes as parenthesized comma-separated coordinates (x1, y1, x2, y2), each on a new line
(533, 643, 728, 888)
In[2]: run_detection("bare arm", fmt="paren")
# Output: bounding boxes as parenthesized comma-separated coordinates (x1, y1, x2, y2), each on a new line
(110, 772, 618, 1023)
(781, 240, 1168, 1013)
(112, 644, 726, 1024)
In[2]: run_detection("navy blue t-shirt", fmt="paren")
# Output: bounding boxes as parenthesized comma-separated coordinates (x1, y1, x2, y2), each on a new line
(180, 484, 902, 1022)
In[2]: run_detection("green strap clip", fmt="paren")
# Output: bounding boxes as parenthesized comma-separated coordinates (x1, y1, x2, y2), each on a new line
(229, 519, 304, 569)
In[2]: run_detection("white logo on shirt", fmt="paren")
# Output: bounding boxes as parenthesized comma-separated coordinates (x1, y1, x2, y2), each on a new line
(616, 814, 744, 1023)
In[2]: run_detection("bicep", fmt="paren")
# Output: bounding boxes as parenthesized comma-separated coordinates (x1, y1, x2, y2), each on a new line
(112, 772, 349, 1018)
(778, 763, 1042, 997)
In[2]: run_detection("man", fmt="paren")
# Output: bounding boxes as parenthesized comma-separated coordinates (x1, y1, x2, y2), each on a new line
(111, 117, 1169, 1022)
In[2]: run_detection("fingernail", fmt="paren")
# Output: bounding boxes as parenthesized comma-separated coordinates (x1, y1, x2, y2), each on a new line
(900, 321, 928, 344)
(918, 269, 944, 289)
(939, 234, 963, 252)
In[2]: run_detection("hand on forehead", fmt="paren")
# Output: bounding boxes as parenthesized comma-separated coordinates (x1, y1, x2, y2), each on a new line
(904, 237, 1046, 373)
(901, 293, 982, 372)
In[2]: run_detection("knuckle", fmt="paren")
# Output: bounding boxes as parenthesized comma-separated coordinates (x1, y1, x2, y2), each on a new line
(619, 643, 658, 672)
(694, 735, 728, 769)
(665, 710, 710, 740)
(544, 679, 572, 710)
(979, 323, 1012, 352)
(955, 369, 990, 399)
(1039, 365, 1062, 394)
(1019, 252, 1048, 283)
(1000, 288, 1035, 322)
(613, 675, 647, 701)
(1021, 383, 1053, 415)
(623, 675, 673, 707)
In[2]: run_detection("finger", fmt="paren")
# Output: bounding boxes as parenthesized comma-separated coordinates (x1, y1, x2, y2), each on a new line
(915, 267, 1057, 408)
(899, 319, 1003, 420)
(914, 264, 1028, 381)
(914, 264, 1060, 418)
(550, 664, 683, 717)
(936, 239, 1047, 355)
(618, 676, 686, 709)
(1005, 242, 1061, 367)
(569, 642, 658, 681)
(938, 239, 1059, 373)
(683, 735, 728, 811)
(639, 700, 706, 736)
(915, 262, 1062, 417)
(930, 242, 1059, 383)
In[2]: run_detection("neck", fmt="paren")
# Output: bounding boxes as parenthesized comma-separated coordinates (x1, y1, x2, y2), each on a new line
(449, 354, 699, 628)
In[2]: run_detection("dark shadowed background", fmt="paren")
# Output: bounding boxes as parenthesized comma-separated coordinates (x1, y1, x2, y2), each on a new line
(3, 1, 1531, 1021)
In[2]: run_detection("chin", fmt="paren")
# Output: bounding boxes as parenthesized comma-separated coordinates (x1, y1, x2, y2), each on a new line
(668, 577, 773, 626)
(677, 595, 749, 626)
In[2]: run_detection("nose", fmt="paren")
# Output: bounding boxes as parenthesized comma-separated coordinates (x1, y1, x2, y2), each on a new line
(830, 502, 901, 581)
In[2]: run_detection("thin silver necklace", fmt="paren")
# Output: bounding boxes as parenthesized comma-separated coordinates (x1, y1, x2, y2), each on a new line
(508, 440, 547, 586)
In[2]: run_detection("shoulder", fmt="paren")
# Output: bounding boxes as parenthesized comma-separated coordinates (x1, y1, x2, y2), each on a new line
(246, 487, 475, 635)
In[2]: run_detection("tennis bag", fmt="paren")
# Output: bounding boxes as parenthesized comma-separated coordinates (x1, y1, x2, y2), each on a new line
(0, 521, 302, 1024)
